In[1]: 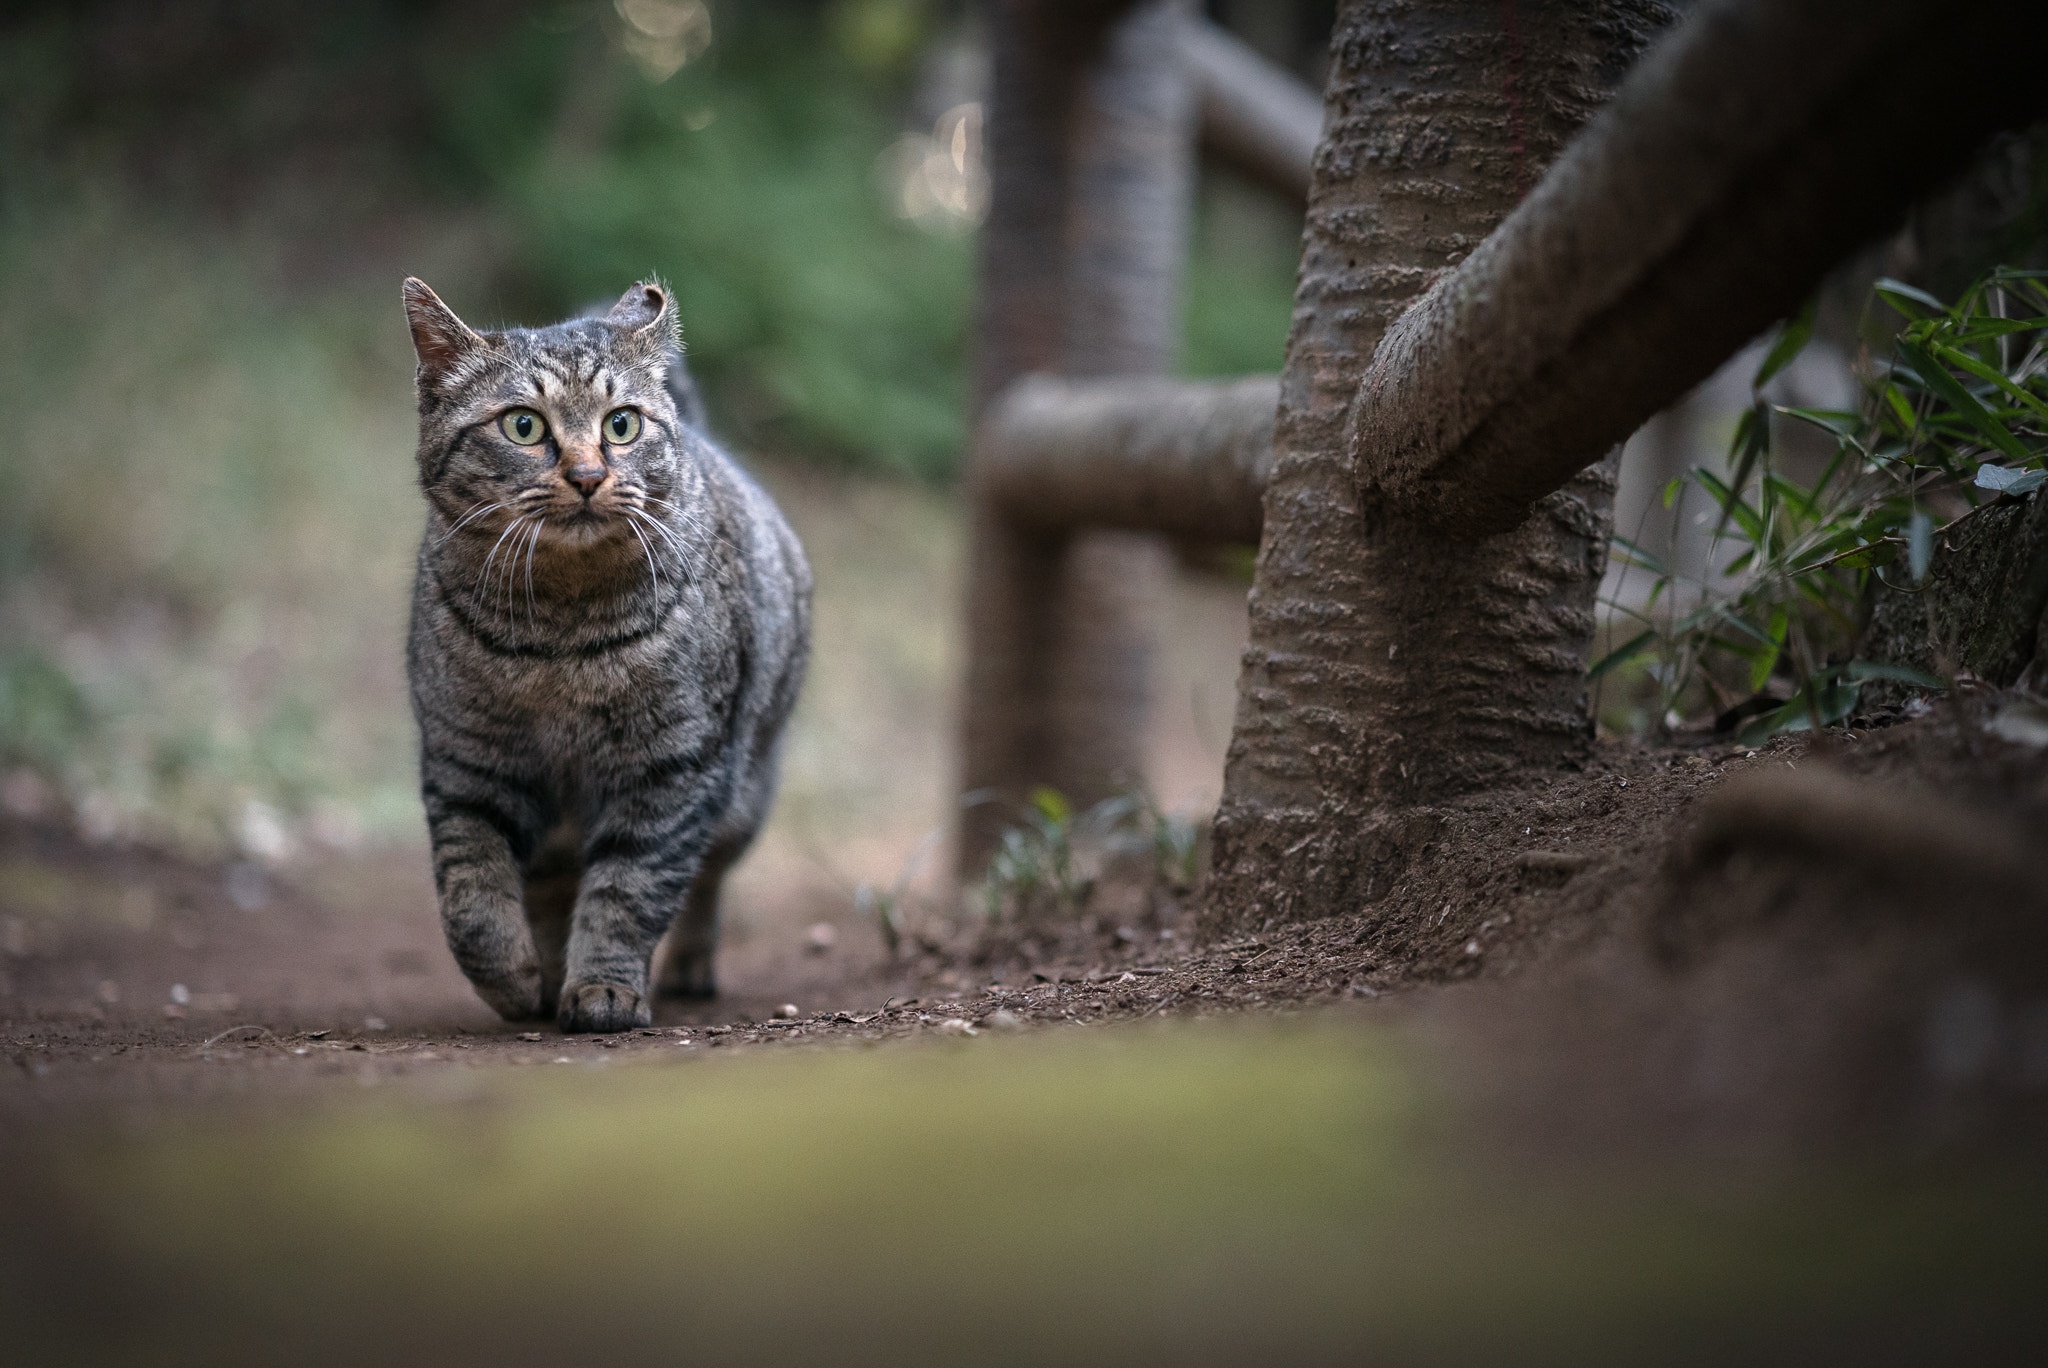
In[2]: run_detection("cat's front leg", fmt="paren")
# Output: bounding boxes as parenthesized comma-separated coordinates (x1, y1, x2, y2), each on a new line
(559, 792, 716, 1032)
(424, 796, 549, 1021)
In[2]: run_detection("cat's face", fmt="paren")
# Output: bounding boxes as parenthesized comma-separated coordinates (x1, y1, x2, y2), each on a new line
(404, 278, 688, 552)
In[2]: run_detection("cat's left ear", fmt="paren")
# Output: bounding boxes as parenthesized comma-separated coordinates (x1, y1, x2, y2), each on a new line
(608, 280, 681, 356)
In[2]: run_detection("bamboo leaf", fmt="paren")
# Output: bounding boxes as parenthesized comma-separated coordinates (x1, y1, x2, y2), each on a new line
(1753, 298, 1816, 390)
(1772, 406, 1860, 437)
(1608, 535, 1668, 576)
(1875, 278, 1946, 319)
(1896, 339, 2033, 462)
(1928, 341, 2048, 426)
(1587, 630, 1658, 681)
(1844, 659, 1946, 689)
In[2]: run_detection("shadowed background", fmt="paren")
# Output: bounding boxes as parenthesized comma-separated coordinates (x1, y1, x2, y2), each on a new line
(0, 0, 1317, 929)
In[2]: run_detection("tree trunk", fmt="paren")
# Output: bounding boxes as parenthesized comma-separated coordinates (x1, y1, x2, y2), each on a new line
(1205, 0, 1675, 931)
(1860, 492, 2048, 698)
(959, 0, 1193, 874)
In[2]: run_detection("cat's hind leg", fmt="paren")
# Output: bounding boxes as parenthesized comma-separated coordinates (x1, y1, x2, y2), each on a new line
(521, 821, 582, 1018)
(652, 731, 785, 1002)
(652, 835, 744, 1000)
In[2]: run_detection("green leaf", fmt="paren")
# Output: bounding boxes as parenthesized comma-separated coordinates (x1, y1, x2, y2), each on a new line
(1946, 316, 2048, 341)
(1753, 298, 1816, 390)
(1896, 339, 2033, 463)
(1609, 535, 1668, 576)
(1695, 468, 1765, 543)
(1843, 659, 1946, 690)
(1771, 406, 1860, 437)
(1028, 786, 1071, 826)
(1875, 278, 1945, 319)
(1587, 629, 1658, 681)
(1880, 383, 1920, 432)
(1746, 605, 1788, 692)
(1928, 341, 2048, 426)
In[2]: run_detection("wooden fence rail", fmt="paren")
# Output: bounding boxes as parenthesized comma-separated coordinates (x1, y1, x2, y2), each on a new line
(957, 0, 2048, 904)
(981, 375, 1277, 542)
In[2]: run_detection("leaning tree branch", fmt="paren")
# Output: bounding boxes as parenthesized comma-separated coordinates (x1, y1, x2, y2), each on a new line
(981, 374, 1279, 543)
(1184, 19, 1322, 203)
(1348, 0, 2048, 540)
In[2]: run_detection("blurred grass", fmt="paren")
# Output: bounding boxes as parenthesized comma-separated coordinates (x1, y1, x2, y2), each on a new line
(9, 1015, 2043, 1364)
(0, 198, 426, 853)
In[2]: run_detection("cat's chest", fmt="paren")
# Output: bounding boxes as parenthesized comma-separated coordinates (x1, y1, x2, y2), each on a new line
(490, 636, 714, 739)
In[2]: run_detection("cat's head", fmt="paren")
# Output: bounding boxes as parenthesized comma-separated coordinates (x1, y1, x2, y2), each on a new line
(403, 277, 692, 550)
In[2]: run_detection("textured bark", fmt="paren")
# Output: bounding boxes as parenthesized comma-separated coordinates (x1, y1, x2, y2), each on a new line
(959, 0, 1194, 874)
(981, 374, 1277, 542)
(1205, 0, 1674, 932)
(1350, 0, 2048, 540)
(1860, 493, 2048, 696)
(1185, 19, 1322, 203)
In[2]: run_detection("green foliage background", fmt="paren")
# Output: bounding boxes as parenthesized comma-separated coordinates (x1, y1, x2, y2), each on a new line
(0, 0, 1301, 851)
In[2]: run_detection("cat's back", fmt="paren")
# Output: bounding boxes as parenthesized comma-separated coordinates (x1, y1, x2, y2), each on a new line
(691, 435, 811, 736)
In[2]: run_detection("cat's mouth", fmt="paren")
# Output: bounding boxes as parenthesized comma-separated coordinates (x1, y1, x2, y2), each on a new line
(529, 503, 628, 548)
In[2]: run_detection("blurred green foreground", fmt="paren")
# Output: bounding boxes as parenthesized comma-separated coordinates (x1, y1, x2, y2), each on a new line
(5, 1015, 2042, 1365)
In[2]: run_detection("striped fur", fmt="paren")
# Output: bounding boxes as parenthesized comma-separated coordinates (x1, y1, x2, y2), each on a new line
(402, 279, 810, 1032)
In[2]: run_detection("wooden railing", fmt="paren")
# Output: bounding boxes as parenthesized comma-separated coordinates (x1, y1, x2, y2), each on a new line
(957, 0, 2048, 892)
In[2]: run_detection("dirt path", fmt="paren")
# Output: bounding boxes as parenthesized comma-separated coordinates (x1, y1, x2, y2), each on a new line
(6, 707, 2048, 1364)
(7, 700, 2048, 1150)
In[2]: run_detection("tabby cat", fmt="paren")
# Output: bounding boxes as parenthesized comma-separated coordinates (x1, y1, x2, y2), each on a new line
(403, 278, 810, 1033)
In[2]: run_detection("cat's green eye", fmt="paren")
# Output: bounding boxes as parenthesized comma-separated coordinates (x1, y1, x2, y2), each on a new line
(604, 408, 642, 445)
(500, 409, 547, 446)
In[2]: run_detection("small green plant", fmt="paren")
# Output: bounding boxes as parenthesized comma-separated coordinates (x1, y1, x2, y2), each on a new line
(1090, 788, 1202, 892)
(977, 784, 1204, 928)
(1597, 267, 2048, 740)
(853, 824, 947, 959)
(981, 786, 1086, 923)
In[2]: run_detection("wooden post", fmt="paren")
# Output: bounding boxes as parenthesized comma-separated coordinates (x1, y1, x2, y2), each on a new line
(958, 0, 1194, 875)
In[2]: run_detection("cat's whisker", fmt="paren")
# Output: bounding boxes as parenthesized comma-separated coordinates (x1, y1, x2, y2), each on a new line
(438, 498, 515, 544)
(477, 513, 529, 611)
(522, 515, 544, 627)
(504, 516, 537, 617)
(630, 508, 691, 579)
(495, 515, 534, 618)
(626, 514, 664, 602)
(638, 496, 715, 549)
(634, 508, 705, 581)
(643, 494, 736, 559)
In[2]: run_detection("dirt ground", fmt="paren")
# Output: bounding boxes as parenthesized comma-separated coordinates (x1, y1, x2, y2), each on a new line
(6, 686, 2047, 1156)
(6, 687, 2048, 1364)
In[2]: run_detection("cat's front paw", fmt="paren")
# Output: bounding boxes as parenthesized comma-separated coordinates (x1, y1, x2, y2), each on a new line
(558, 980, 651, 1033)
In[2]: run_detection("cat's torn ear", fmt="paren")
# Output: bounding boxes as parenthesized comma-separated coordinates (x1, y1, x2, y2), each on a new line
(608, 280, 681, 354)
(403, 277, 490, 391)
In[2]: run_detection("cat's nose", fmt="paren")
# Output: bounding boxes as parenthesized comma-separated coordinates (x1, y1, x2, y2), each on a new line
(563, 455, 607, 497)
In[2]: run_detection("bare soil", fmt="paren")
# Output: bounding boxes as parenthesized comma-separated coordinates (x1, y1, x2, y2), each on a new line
(6, 688, 2047, 1151)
